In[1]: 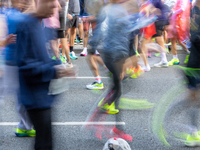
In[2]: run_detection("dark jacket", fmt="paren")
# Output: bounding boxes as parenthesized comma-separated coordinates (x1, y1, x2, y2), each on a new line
(16, 14, 61, 110)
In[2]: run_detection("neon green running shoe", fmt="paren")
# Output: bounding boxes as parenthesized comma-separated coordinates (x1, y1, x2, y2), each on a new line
(98, 98, 119, 114)
(168, 58, 180, 65)
(15, 128, 36, 137)
(86, 82, 104, 90)
(185, 134, 200, 147)
(184, 54, 190, 64)
(52, 56, 56, 60)
(155, 53, 160, 57)
(135, 50, 140, 57)
(60, 56, 67, 63)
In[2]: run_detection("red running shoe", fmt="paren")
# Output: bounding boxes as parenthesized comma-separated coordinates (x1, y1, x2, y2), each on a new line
(109, 126, 133, 141)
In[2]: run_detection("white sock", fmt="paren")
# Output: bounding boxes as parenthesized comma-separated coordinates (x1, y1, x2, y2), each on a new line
(173, 55, 178, 59)
(83, 47, 87, 51)
(186, 50, 190, 54)
(161, 52, 168, 63)
(95, 75, 102, 84)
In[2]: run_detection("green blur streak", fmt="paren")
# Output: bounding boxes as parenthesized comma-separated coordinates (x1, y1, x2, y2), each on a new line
(119, 98, 155, 109)
(152, 82, 186, 147)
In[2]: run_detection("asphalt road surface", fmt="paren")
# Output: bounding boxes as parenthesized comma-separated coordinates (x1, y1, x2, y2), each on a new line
(0, 50, 199, 150)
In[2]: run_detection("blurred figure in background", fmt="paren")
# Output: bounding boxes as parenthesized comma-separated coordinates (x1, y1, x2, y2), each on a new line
(167, 0, 190, 65)
(0, 0, 36, 137)
(87, 0, 134, 141)
(16, 0, 76, 149)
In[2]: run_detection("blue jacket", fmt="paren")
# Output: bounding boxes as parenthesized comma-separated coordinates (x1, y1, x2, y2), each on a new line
(16, 14, 61, 110)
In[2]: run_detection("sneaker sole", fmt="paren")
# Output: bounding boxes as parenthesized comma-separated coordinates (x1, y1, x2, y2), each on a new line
(185, 142, 200, 147)
(15, 133, 35, 137)
(86, 87, 104, 90)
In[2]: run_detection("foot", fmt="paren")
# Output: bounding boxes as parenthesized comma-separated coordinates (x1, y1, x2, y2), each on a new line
(70, 51, 78, 60)
(98, 98, 119, 114)
(147, 53, 151, 58)
(80, 49, 88, 56)
(65, 62, 73, 68)
(185, 134, 200, 147)
(168, 58, 180, 65)
(142, 64, 151, 72)
(79, 39, 83, 45)
(110, 127, 133, 141)
(60, 56, 67, 64)
(86, 81, 104, 90)
(15, 128, 36, 137)
(95, 50, 100, 56)
(154, 61, 169, 68)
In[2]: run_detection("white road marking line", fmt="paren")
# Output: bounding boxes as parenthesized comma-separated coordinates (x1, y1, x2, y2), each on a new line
(0, 122, 125, 126)
(62, 77, 109, 79)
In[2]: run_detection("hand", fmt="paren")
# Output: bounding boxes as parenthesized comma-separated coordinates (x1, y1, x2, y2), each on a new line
(6, 34, 16, 45)
(54, 65, 77, 78)
(67, 14, 73, 20)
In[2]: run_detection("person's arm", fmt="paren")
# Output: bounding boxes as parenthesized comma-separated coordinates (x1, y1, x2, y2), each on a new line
(0, 34, 16, 47)
(58, 1, 62, 11)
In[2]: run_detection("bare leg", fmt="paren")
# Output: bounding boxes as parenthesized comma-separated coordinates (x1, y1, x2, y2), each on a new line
(50, 39, 59, 58)
(83, 31, 89, 48)
(87, 55, 100, 77)
(69, 27, 76, 47)
(171, 38, 177, 55)
(141, 38, 150, 66)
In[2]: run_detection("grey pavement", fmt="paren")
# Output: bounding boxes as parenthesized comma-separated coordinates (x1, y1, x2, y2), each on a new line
(0, 51, 199, 150)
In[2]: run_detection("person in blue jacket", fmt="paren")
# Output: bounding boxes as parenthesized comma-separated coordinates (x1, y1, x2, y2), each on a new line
(16, 0, 76, 149)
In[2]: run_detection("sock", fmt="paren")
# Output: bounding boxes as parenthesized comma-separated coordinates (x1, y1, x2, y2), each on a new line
(83, 47, 87, 51)
(186, 49, 190, 54)
(95, 75, 102, 84)
(173, 55, 178, 59)
(161, 52, 168, 63)
(70, 46, 73, 53)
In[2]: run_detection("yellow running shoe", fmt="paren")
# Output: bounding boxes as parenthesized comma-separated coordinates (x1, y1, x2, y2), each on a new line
(168, 58, 180, 65)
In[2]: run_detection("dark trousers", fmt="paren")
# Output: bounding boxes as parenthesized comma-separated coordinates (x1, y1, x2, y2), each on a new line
(28, 108, 52, 150)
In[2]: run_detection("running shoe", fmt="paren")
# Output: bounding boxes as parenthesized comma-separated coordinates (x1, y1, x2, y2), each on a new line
(130, 65, 144, 78)
(135, 50, 140, 57)
(154, 61, 169, 67)
(184, 54, 190, 64)
(74, 39, 79, 45)
(80, 49, 87, 56)
(142, 64, 151, 72)
(147, 52, 151, 58)
(110, 127, 133, 141)
(15, 128, 36, 137)
(86, 81, 104, 90)
(168, 58, 180, 65)
(70, 51, 78, 60)
(155, 53, 160, 57)
(98, 98, 119, 114)
(60, 56, 67, 64)
(95, 50, 100, 56)
(52, 56, 56, 60)
(185, 134, 200, 147)
(79, 39, 83, 45)
(65, 62, 73, 68)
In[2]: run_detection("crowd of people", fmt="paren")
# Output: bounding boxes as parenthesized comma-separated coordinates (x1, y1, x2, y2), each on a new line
(0, 0, 200, 149)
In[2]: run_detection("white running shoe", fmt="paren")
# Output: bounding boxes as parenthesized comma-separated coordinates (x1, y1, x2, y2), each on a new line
(154, 61, 169, 68)
(142, 64, 151, 72)
(80, 49, 88, 56)
(95, 50, 100, 56)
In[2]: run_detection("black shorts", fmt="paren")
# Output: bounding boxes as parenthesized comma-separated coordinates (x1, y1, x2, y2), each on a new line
(44, 27, 58, 41)
(152, 20, 169, 38)
(129, 39, 136, 56)
(66, 15, 79, 29)
(57, 30, 65, 39)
